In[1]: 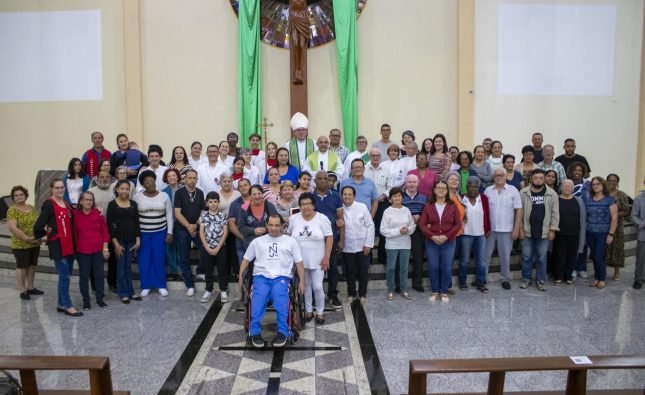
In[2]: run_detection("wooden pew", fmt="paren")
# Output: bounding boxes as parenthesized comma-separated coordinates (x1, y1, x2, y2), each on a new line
(0, 355, 129, 395)
(408, 355, 645, 395)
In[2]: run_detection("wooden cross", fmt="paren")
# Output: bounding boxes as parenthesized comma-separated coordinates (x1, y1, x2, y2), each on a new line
(289, 0, 308, 118)
(258, 117, 274, 149)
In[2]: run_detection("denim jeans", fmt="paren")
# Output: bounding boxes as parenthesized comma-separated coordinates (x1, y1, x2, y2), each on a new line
(521, 237, 549, 283)
(166, 240, 180, 274)
(115, 240, 135, 299)
(175, 227, 203, 288)
(386, 248, 410, 292)
(587, 232, 608, 281)
(54, 256, 74, 309)
(426, 239, 456, 294)
(250, 275, 290, 337)
(77, 252, 105, 304)
(459, 235, 486, 285)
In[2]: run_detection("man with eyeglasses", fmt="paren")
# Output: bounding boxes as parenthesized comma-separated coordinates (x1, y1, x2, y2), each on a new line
(328, 128, 350, 164)
(365, 148, 393, 265)
(483, 168, 523, 290)
(343, 136, 370, 177)
(303, 135, 344, 179)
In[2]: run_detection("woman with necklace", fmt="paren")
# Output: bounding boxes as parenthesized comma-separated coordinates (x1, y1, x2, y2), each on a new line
(264, 147, 299, 184)
(134, 170, 173, 297)
(605, 173, 630, 280)
(107, 180, 142, 304)
(275, 181, 299, 232)
(407, 152, 438, 198)
(263, 167, 282, 205)
(218, 172, 241, 216)
(583, 176, 618, 289)
(74, 191, 110, 310)
(427, 133, 452, 180)
(237, 184, 278, 250)
(162, 168, 182, 281)
(515, 145, 539, 186)
(419, 180, 462, 303)
(288, 192, 333, 324)
(168, 146, 193, 184)
(7, 185, 42, 300)
(34, 179, 82, 316)
(63, 157, 91, 208)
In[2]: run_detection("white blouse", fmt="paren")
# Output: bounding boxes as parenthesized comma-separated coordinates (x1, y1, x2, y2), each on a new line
(342, 201, 375, 253)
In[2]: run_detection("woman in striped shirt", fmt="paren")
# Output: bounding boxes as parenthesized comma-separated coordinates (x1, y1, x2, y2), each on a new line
(134, 170, 174, 297)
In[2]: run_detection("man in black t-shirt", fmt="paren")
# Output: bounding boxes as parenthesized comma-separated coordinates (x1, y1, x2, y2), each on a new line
(518, 169, 560, 291)
(555, 138, 591, 176)
(174, 169, 205, 296)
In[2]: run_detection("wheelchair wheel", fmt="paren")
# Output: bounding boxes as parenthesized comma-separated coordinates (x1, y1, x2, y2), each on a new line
(290, 330, 300, 345)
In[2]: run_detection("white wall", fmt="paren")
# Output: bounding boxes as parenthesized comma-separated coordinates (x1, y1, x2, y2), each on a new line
(474, 0, 644, 196)
(139, 0, 458, 151)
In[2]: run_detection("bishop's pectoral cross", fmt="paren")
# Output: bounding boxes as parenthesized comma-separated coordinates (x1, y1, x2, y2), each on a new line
(289, 0, 309, 118)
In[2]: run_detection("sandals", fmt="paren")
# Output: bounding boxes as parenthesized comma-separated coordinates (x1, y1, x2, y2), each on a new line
(554, 280, 561, 286)
(305, 313, 314, 322)
(315, 315, 325, 325)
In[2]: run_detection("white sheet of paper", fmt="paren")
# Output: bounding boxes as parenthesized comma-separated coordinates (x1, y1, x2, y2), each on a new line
(570, 356, 593, 365)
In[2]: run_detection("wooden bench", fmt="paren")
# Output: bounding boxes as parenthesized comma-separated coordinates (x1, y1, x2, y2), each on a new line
(408, 355, 645, 395)
(0, 355, 130, 395)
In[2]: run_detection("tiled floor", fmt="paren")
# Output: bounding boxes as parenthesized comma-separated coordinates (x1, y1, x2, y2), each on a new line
(2, 267, 644, 394)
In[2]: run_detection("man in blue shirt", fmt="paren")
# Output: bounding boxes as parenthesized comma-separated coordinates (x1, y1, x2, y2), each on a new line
(340, 159, 378, 218)
(312, 170, 343, 308)
(402, 174, 427, 293)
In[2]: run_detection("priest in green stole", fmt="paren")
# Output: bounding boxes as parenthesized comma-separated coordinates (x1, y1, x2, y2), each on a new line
(303, 135, 345, 179)
(286, 112, 315, 171)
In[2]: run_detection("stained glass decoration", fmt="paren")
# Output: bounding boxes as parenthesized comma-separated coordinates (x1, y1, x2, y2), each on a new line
(230, 0, 367, 49)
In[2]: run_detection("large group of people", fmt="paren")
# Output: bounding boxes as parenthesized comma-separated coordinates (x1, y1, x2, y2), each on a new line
(7, 115, 644, 321)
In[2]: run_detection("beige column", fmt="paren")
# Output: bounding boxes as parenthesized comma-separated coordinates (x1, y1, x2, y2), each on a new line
(457, 0, 475, 150)
(638, 3, 645, 192)
(123, 0, 144, 145)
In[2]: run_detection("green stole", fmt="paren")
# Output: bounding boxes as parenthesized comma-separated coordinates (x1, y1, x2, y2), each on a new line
(360, 151, 369, 164)
(289, 138, 315, 170)
(307, 151, 339, 172)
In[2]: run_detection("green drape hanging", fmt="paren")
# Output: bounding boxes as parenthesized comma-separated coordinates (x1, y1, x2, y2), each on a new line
(333, 0, 358, 151)
(238, 0, 262, 145)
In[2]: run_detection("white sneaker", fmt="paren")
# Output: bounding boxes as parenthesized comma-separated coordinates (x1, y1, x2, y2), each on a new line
(441, 294, 449, 303)
(140, 289, 150, 297)
(196, 274, 206, 281)
(429, 293, 439, 302)
(579, 271, 588, 279)
(572, 271, 577, 279)
(200, 291, 212, 303)
(220, 291, 229, 303)
(187, 288, 195, 297)
(159, 288, 168, 297)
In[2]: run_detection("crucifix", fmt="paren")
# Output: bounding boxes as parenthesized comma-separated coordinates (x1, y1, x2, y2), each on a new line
(289, 0, 309, 118)
(257, 117, 274, 150)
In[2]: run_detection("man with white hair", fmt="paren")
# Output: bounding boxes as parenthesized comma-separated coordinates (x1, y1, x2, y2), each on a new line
(285, 112, 315, 171)
(402, 174, 427, 292)
(303, 135, 344, 179)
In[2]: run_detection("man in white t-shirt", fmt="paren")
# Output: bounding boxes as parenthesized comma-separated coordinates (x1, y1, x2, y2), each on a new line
(239, 215, 305, 348)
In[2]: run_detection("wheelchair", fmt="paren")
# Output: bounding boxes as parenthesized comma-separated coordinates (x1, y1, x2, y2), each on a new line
(241, 263, 305, 346)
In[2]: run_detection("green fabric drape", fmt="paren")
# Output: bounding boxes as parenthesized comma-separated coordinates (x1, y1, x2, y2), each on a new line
(238, 0, 262, 145)
(333, 0, 358, 151)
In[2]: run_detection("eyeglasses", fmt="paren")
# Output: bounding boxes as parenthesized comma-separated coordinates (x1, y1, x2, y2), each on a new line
(435, 187, 447, 191)
(369, 154, 381, 157)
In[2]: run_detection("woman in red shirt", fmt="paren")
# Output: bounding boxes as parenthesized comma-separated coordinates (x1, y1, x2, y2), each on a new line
(74, 191, 110, 310)
(419, 180, 462, 302)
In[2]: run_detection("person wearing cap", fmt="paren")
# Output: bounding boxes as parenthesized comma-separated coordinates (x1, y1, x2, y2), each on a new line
(285, 112, 315, 171)
(303, 135, 344, 180)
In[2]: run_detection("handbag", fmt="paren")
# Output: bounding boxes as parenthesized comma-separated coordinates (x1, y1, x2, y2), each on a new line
(0, 371, 22, 395)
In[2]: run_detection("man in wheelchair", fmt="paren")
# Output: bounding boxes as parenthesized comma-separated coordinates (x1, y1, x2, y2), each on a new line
(238, 214, 305, 348)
